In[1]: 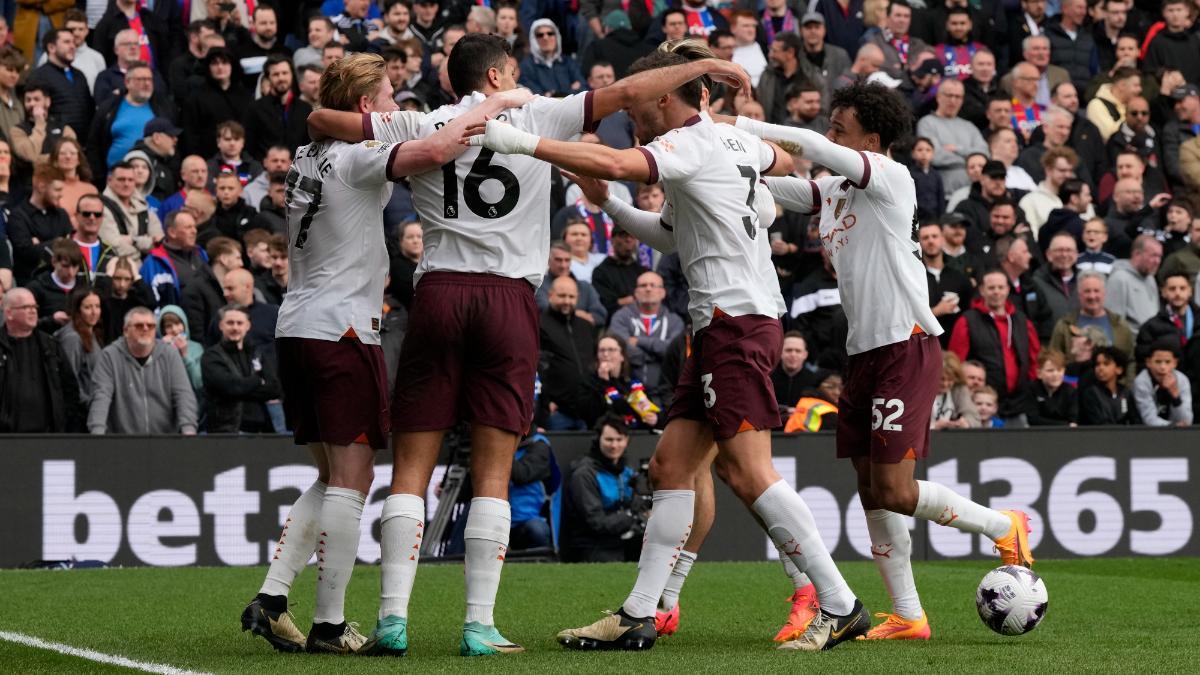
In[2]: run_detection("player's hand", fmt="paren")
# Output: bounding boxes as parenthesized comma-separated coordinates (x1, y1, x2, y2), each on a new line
(463, 119, 540, 155)
(705, 59, 753, 94)
(491, 87, 536, 111)
(561, 170, 610, 206)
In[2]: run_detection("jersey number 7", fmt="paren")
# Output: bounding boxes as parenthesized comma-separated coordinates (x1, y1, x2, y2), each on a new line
(441, 149, 521, 219)
(285, 169, 323, 250)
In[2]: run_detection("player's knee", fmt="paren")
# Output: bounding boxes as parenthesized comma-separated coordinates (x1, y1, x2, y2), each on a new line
(870, 483, 917, 514)
(648, 454, 689, 490)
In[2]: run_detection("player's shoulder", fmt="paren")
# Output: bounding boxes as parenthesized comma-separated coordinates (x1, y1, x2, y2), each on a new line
(863, 151, 912, 186)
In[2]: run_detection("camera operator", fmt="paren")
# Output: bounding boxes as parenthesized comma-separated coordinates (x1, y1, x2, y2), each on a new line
(561, 414, 640, 562)
(509, 432, 554, 551)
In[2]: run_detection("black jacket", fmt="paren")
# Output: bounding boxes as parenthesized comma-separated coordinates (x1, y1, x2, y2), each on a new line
(6, 200, 72, 285)
(0, 327, 84, 432)
(579, 29, 654, 79)
(181, 268, 225, 347)
(129, 139, 179, 202)
(92, 6, 168, 69)
(27, 270, 88, 334)
(1079, 383, 1138, 425)
(201, 339, 281, 433)
(560, 446, 636, 563)
(200, 199, 258, 247)
(1028, 380, 1079, 425)
(25, 63, 94, 139)
(241, 93, 313, 160)
(93, 66, 172, 112)
(181, 77, 252, 159)
(1044, 19, 1098, 93)
(538, 308, 597, 420)
(961, 76, 1000, 131)
(87, 94, 175, 184)
(1135, 305, 1200, 363)
(591, 256, 648, 319)
(1143, 29, 1200, 90)
(926, 264, 975, 341)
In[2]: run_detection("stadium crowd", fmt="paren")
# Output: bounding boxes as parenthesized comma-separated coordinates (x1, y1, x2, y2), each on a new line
(0, 0, 1198, 439)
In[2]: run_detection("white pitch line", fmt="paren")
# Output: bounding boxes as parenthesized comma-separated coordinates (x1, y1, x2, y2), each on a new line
(0, 630, 211, 675)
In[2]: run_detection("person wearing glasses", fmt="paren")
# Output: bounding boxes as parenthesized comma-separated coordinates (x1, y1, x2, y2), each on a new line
(0, 287, 85, 432)
(519, 19, 584, 96)
(71, 194, 117, 284)
(87, 305, 198, 435)
(1086, 66, 1142, 143)
(90, 60, 174, 180)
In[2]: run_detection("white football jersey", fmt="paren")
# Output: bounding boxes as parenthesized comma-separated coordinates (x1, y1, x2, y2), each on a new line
(639, 113, 786, 330)
(764, 151, 942, 355)
(368, 91, 594, 288)
(275, 139, 399, 345)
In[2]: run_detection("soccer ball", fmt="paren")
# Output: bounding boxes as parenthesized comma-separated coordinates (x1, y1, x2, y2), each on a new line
(975, 565, 1048, 636)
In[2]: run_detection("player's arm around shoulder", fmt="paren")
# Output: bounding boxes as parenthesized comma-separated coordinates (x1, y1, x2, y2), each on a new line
(468, 118, 653, 182)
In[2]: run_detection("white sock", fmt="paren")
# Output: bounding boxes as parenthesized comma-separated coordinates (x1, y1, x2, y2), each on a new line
(312, 487, 366, 625)
(623, 490, 694, 619)
(865, 509, 922, 619)
(260, 481, 326, 597)
(379, 493, 424, 619)
(913, 480, 1010, 539)
(464, 497, 511, 625)
(752, 480, 855, 616)
(658, 550, 697, 611)
(777, 548, 812, 590)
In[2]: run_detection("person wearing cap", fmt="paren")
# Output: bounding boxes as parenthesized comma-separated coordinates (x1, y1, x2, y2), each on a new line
(89, 61, 175, 182)
(917, 77, 987, 195)
(797, 10, 851, 110)
(759, 33, 808, 125)
(180, 46, 250, 160)
(591, 226, 649, 319)
(580, 10, 653, 80)
(906, 56, 944, 118)
(866, 0, 929, 80)
(955, 158, 1028, 235)
(1162, 84, 1200, 190)
(1142, 0, 1200, 88)
(126, 117, 181, 202)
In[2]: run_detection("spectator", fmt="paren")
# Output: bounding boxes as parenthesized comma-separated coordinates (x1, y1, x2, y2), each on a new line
(97, 256, 155, 340)
(954, 160, 1022, 234)
(197, 0, 253, 53)
(92, 0, 168, 70)
(208, 267, 277, 355)
(386, 221, 422, 312)
(987, 128, 1037, 193)
(168, 20, 218, 96)
(0, 49, 24, 146)
(0, 287, 84, 432)
(1045, 0, 1097, 94)
(1142, 0, 1200, 87)
(28, 239, 86, 333)
(941, 215, 987, 284)
(181, 48, 251, 160)
(728, 12, 766, 87)
(51, 138, 95, 229)
(157, 305, 205, 395)
(71, 195, 118, 284)
(1105, 96, 1158, 172)
(581, 12, 652, 80)
(932, 351, 981, 429)
(1157, 218, 1200, 284)
(376, 0, 418, 47)
(331, 0, 374, 52)
(1006, 0, 1047, 74)
(560, 414, 639, 563)
(201, 304, 281, 433)
(941, 152, 986, 216)
(160, 155, 209, 219)
(608, 271, 684, 401)
(92, 30, 171, 112)
(972, 385, 1003, 427)
(982, 199, 1037, 263)
(1091, 0, 1128, 71)
(1004, 62, 1046, 142)
(563, 219, 606, 284)
(141, 209, 209, 308)
(242, 55, 312, 160)
(783, 83, 829, 133)
(867, 0, 928, 79)
(25, 30, 94, 141)
(7, 162, 71, 285)
(294, 16, 337, 70)
(10, 84, 77, 175)
(55, 286, 106, 404)
(585, 63, 636, 151)
(1002, 37, 1068, 110)
(962, 358, 987, 392)
(88, 305, 198, 434)
(35, 10, 106, 92)
(771, 331, 828, 416)
(917, 78, 987, 195)
(574, 334, 663, 429)
(321, 42, 347, 71)
(592, 227, 648, 318)
(235, 5, 291, 88)
(206, 121, 262, 189)
(1018, 144, 1076, 236)
(1077, 217, 1117, 276)
(949, 269, 1041, 426)
(90, 62, 171, 177)
(920, 221, 973, 338)
(183, 235, 241, 341)
(507, 432, 554, 551)
(1162, 84, 1200, 191)
(204, 173, 258, 246)
(758, 33, 808, 125)
(1135, 271, 1199, 371)
(243, 146, 291, 213)
(538, 276, 598, 431)
(99, 161, 163, 263)
(1078, 345, 1137, 425)
(812, 0, 866, 56)
(1103, 178, 1162, 257)
(519, 20, 583, 96)
(1048, 271, 1136, 382)
(1105, 234, 1164, 333)
(1037, 180, 1091, 252)
(960, 50, 999, 130)
(832, 43, 885, 91)
(249, 172, 286, 235)
(126, 118, 180, 203)
(1086, 66, 1141, 142)
(1096, 151, 1167, 218)
(931, 7, 985, 82)
(1133, 339, 1192, 427)
(1159, 200, 1193, 258)
(1028, 348, 1079, 425)
(1182, 135, 1200, 193)
(536, 241, 608, 326)
(255, 234, 288, 307)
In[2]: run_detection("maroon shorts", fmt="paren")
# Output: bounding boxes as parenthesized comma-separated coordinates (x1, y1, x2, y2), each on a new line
(277, 336, 390, 450)
(391, 271, 538, 435)
(667, 312, 783, 441)
(837, 331, 942, 463)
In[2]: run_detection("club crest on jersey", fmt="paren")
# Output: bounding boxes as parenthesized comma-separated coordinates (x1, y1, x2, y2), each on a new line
(658, 139, 676, 153)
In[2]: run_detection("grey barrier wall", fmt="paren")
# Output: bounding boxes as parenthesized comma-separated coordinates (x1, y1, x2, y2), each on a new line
(1, 428, 1196, 567)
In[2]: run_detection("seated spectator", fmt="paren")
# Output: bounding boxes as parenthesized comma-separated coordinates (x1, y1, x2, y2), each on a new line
(1095, 151, 1167, 218)
(519, 20, 583, 96)
(538, 276, 598, 431)
(1076, 217, 1116, 276)
(771, 331, 827, 417)
(203, 172, 258, 246)
(386, 221, 421, 312)
(580, 16, 653, 83)
(141, 209, 210, 308)
(509, 432, 554, 551)
(158, 305, 204, 395)
(99, 160, 164, 263)
(972, 385, 1003, 428)
(249, 172, 286, 236)
(961, 50, 1000, 130)
(563, 218, 605, 283)
(167, 19, 218, 96)
(1028, 231, 1080, 340)
(55, 286, 107, 404)
(1086, 66, 1141, 142)
(125, 152, 161, 215)
(920, 221, 973, 339)
(1017, 144, 1077, 237)
(22, 32, 90, 154)
(160, 155, 210, 220)
(917, 78, 987, 196)
(940, 215, 986, 283)
(206, 121, 263, 189)
(89, 61, 171, 179)
(949, 269, 1041, 426)
(1078, 345, 1137, 425)
(574, 334, 662, 430)
(1106, 234, 1163, 333)
(1136, 272, 1200, 414)
(592, 227, 648, 318)
(608, 271, 683, 401)
(1028, 348, 1078, 426)
(29, 239, 87, 333)
(7, 162, 71, 285)
(1157, 218, 1200, 285)
(0, 287, 84, 432)
(294, 16, 335, 70)
(783, 83, 830, 134)
(909, 137, 944, 222)
(985, 128, 1036, 193)
(97, 256, 156, 340)
(560, 414, 639, 563)
(952, 159, 1022, 234)
(202, 305, 281, 433)
(932, 351, 980, 429)
(1133, 339, 1192, 427)
(537, 241, 607, 326)
(962, 358, 987, 393)
(1048, 271, 1136, 383)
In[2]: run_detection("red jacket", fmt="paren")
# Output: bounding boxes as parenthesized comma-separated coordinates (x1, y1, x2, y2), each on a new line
(949, 296, 1041, 393)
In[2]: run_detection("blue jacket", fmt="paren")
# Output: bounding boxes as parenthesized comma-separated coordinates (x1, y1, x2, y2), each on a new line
(140, 244, 209, 309)
(519, 19, 585, 96)
(510, 434, 552, 524)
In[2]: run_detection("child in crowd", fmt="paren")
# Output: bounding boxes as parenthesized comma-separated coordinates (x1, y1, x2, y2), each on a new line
(1029, 349, 1078, 426)
(1133, 340, 1193, 427)
(972, 386, 1003, 428)
(1079, 346, 1138, 425)
(909, 137, 944, 222)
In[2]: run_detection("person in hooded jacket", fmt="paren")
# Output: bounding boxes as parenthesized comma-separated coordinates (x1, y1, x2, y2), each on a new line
(158, 303, 205, 395)
(519, 19, 585, 96)
(560, 414, 640, 563)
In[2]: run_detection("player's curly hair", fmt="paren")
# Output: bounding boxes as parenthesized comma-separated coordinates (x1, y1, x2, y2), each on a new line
(829, 82, 912, 152)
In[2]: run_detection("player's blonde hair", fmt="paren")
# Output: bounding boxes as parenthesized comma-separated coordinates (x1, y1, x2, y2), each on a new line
(657, 37, 715, 60)
(319, 52, 386, 112)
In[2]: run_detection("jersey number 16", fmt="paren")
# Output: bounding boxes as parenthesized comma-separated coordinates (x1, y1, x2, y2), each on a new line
(441, 149, 521, 219)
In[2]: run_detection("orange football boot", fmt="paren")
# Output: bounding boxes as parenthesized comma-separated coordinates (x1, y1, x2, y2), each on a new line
(994, 509, 1035, 568)
(773, 583, 820, 642)
(655, 603, 680, 637)
(859, 611, 931, 640)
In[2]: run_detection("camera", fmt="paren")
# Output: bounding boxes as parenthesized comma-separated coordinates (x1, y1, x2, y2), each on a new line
(218, 2, 236, 12)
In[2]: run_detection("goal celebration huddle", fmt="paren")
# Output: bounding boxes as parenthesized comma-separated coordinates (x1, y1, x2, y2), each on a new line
(242, 33, 1040, 657)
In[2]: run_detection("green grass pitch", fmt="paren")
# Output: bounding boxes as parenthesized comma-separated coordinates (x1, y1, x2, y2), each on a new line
(1, 558, 1197, 673)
